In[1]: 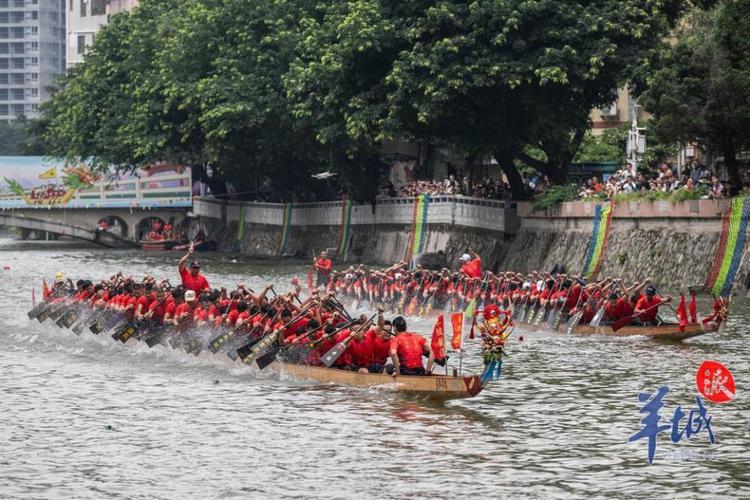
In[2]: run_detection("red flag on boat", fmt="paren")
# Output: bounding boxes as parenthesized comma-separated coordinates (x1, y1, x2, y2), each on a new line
(42, 279, 50, 300)
(677, 294, 688, 332)
(430, 315, 446, 360)
(450, 312, 463, 350)
(689, 293, 697, 323)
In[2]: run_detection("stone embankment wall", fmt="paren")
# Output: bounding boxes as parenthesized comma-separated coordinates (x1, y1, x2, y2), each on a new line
(194, 197, 517, 270)
(192, 197, 750, 293)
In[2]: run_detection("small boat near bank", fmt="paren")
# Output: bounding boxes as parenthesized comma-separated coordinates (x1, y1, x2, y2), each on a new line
(273, 362, 484, 399)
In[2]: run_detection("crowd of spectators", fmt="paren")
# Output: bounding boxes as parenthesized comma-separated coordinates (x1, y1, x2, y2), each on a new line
(576, 162, 736, 200)
(379, 175, 512, 200)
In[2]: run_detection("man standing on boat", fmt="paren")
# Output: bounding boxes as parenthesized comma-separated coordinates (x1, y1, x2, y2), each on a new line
(314, 251, 332, 289)
(459, 250, 482, 279)
(388, 316, 434, 376)
(178, 243, 210, 293)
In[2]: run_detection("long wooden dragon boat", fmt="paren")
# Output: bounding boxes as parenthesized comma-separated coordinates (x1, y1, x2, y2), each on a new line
(562, 322, 718, 340)
(273, 362, 484, 400)
(349, 300, 721, 341)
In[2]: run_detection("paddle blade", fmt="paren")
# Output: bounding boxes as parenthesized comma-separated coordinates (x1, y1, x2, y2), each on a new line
(255, 349, 278, 370)
(235, 335, 264, 360)
(611, 315, 633, 332)
(321, 339, 348, 368)
(566, 311, 584, 335)
(590, 306, 605, 328)
(27, 302, 48, 320)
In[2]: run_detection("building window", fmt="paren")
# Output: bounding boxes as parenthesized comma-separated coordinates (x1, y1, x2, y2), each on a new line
(0, 75, 7, 85)
(69, 0, 73, 11)
(92, 0, 106, 16)
(30, 88, 38, 98)
(31, 27, 38, 36)
(0, 89, 8, 101)
(80, 0, 86, 17)
(0, 105, 8, 115)
(77, 34, 85, 55)
(30, 72, 38, 81)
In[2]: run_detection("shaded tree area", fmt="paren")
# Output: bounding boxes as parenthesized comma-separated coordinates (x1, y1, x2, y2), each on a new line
(0, 116, 46, 155)
(41, 0, 686, 201)
(640, 0, 750, 189)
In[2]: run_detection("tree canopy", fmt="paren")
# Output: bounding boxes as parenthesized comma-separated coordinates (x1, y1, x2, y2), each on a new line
(640, 0, 750, 188)
(41, 0, 686, 200)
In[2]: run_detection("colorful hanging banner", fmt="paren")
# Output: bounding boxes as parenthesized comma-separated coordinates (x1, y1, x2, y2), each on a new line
(337, 197, 353, 258)
(405, 194, 430, 262)
(581, 202, 614, 279)
(704, 197, 750, 297)
(277, 203, 293, 256)
(450, 312, 463, 350)
(232, 204, 246, 253)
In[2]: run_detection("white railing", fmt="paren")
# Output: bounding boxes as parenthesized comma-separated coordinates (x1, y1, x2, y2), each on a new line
(194, 196, 517, 233)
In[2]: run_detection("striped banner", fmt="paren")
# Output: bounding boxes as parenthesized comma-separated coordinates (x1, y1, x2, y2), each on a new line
(277, 203, 293, 256)
(405, 194, 430, 262)
(705, 197, 750, 297)
(232, 204, 246, 253)
(581, 202, 614, 279)
(337, 197, 353, 258)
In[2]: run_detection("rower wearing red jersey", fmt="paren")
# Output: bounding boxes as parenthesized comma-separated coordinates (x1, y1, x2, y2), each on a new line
(178, 243, 210, 293)
(388, 316, 434, 376)
(314, 251, 332, 289)
(634, 285, 671, 326)
(459, 250, 482, 279)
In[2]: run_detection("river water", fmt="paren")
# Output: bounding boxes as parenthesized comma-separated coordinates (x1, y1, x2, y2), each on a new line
(0, 239, 747, 499)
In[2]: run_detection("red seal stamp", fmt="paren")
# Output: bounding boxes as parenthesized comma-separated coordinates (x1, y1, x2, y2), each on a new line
(696, 360, 736, 404)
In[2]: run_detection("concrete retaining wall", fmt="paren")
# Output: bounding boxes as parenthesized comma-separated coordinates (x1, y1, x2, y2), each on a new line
(193, 197, 750, 294)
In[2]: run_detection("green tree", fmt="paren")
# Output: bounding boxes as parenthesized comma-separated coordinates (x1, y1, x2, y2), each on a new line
(287, 0, 684, 198)
(641, 1, 750, 188)
(0, 120, 27, 155)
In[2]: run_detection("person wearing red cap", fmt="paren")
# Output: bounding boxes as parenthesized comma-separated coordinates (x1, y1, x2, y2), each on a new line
(178, 243, 210, 293)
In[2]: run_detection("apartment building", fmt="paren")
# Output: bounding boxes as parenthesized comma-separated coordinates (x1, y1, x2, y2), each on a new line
(0, 0, 66, 121)
(66, 0, 137, 67)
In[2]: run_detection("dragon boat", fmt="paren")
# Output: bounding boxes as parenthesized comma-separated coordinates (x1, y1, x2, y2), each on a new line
(273, 362, 484, 399)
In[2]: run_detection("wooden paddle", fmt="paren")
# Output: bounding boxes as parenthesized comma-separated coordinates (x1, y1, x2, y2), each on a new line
(321, 313, 377, 368)
(258, 316, 359, 370)
(611, 299, 669, 332)
(236, 303, 314, 361)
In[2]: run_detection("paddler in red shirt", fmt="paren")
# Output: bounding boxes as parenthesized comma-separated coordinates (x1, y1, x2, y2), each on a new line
(388, 316, 434, 377)
(459, 250, 482, 279)
(178, 243, 210, 293)
(314, 250, 333, 289)
(634, 285, 671, 326)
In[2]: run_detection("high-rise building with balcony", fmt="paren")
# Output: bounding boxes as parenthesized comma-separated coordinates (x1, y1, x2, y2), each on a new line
(0, 0, 66, 121)
(66, 0, 138, 68)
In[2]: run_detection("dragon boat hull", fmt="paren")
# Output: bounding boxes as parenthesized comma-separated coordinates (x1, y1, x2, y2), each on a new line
(273, 362, 484, 400)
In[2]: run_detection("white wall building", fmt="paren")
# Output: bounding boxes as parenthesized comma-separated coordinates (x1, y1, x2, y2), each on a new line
(66, 0, 137, 68)
(0, 0, 66, 121)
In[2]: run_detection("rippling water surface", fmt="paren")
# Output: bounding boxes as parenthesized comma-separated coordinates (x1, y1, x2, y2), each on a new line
(0, 239, 748, 499)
